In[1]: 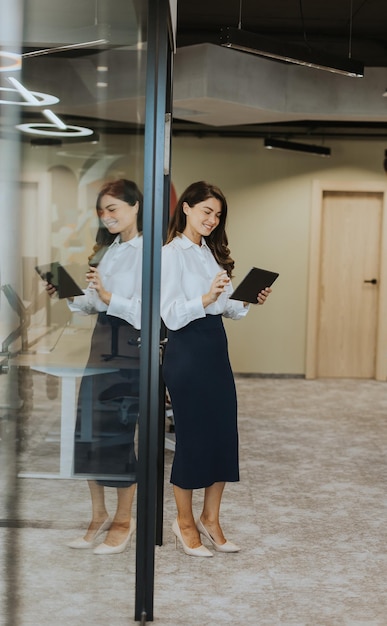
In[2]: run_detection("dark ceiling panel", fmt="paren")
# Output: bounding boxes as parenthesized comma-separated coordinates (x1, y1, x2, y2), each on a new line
(176, 0, 387, 66)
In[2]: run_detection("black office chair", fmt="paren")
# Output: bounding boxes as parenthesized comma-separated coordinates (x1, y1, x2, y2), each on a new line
(98, 382, 139, 428)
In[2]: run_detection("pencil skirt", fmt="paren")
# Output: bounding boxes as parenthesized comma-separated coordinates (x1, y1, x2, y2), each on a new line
(162, 314, 239, 489)
(73, 313, 140, 487)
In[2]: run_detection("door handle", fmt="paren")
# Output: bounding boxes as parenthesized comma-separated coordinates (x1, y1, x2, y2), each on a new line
(363, 278, 378, 284)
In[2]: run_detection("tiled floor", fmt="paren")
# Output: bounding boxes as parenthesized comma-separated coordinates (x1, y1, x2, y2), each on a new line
(1, 375, 387, 625)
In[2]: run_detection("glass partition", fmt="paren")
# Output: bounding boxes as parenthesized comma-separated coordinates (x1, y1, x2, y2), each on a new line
(0, 1, 155, 623)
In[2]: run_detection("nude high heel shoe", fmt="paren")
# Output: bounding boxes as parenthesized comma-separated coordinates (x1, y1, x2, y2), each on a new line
(66, 516, 112, 549)
(93, 518, 136, 555)
(196, 518, 240, 553)
(172, 519, 213, 557)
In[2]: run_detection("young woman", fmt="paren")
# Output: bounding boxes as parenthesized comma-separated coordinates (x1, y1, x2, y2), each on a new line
(48, 179, 143, 555)
(160, 181, 271, 557)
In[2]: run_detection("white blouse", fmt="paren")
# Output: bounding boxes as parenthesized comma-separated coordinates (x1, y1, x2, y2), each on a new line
(68, 234, 142, 330)
(161, 234, 249, 331)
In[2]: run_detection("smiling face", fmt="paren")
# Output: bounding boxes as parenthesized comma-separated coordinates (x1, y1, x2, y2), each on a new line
(97, 194, 139, 242)
(182, 197, 222, 244)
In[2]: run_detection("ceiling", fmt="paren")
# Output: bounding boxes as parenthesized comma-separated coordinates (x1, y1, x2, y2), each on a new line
(173, 0, 387, 140)
(176, 0, 387, 67)
(3, 0, 387, 142)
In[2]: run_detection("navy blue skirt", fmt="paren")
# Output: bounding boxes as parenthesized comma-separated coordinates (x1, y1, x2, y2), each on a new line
(74, 314, 140, 487)
(162, 315, 239, 489)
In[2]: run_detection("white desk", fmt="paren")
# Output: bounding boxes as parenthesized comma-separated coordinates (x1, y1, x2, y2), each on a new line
(6, 325, 175, 478)
(19, 365, 118, 479)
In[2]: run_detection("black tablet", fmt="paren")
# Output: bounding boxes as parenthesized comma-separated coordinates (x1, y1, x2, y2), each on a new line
(230, 266, 279, 303)
(35, 262, 84, 299)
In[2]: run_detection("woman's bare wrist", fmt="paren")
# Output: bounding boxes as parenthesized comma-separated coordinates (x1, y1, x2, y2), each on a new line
(101, 290, 111, 305)
(202, 293, 216, 308)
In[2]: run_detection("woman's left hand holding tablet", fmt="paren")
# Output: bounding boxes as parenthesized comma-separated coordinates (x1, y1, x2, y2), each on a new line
(45, 282, 57, 298)
(256, 287, 272, 305)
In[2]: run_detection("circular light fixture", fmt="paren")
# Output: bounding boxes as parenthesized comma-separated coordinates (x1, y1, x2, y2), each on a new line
(16, 123, 94, 137)
(0, 87, 59, 106)
(0, 51, 22, 72)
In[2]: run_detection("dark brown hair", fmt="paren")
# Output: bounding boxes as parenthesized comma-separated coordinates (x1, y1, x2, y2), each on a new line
(166, 180, 234, 276)
(88, 179, 143, 262)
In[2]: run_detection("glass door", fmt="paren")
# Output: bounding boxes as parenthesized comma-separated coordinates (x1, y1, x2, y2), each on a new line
(0, 1, 175, 623)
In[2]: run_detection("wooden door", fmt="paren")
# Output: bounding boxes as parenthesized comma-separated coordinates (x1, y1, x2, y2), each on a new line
(316, 190, 382, 378)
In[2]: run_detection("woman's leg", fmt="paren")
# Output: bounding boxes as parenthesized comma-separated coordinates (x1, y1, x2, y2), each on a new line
(173, 485, 202, 549)
(83, 480, 110, 541)
(200, 481, 227, 545)
(103, 483, 137, 547)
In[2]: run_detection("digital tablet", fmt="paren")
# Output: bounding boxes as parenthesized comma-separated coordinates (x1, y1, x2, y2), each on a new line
(230, 266, 279, 303)
(35, 262, 84, 299)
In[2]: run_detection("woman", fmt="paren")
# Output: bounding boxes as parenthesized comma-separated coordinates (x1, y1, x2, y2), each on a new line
(49, 179, 143, 555)
(160, 181, 271, 557)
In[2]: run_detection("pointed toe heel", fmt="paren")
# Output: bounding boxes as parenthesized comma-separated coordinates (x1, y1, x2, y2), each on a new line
(196, 518, 240, 553)
(93, 518, 136, 555)
(172, 519, 213, 557)
(67, 537, 95, 550)
(66, 515, 112, 549)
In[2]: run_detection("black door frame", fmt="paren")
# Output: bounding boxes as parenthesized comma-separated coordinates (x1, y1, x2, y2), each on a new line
(135, 0, 173, 622)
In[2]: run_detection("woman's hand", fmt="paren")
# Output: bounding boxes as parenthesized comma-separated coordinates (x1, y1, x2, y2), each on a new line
(45, 282, 58, 298)
(86, 266, 111, 306)
(255, 286, 272, 305)
(203, 271, 230, 308)
(46, 281, 76, 303)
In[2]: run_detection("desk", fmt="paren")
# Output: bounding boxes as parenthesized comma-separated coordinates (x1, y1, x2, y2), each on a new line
(4, 325, 174, 477)
(19, 365, 119, 479)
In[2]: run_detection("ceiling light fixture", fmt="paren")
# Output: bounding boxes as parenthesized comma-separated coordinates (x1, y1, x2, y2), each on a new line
(220, 26, 364, 77)
(264, 138, 331, 157)
(1, 77, 59, 106)
(22, 39, 108, 59)
(0, 51, 22, 72)
(16, 123, 94, 138)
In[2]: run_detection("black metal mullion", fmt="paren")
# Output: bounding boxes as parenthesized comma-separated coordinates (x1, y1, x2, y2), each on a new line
(134, 0, 171, 622)
(155, 28, 174, 549)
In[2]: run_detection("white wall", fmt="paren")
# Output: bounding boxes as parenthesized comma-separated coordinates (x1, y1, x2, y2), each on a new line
(170, 136, 387, 374)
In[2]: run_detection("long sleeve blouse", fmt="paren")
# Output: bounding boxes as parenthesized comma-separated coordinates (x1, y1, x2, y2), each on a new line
(68, 234, 142, 330)
(160, 234, 249, 331)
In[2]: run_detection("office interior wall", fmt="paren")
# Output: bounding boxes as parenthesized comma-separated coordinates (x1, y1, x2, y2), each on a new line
(20, 133, 144, 260)
(15, 135, 144, 333)
(170, 135, 387, 375)
(19, 133, 387, 374)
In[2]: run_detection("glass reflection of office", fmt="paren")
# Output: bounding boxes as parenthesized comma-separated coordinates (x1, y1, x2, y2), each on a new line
(1, 2, 147, 494)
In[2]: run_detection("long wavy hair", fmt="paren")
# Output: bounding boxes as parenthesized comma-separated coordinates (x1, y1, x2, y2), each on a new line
(166, 180, 234, 276)
(88, 179, 143, 263)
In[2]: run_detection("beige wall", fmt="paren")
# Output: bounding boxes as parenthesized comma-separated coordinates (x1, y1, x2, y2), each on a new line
(170, 136, 387, 374)
(19, 133, 387, 375)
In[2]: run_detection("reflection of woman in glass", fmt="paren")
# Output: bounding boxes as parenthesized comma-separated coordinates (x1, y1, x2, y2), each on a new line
(161, 181, 271, 557)
(59, 179, 143, 555)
